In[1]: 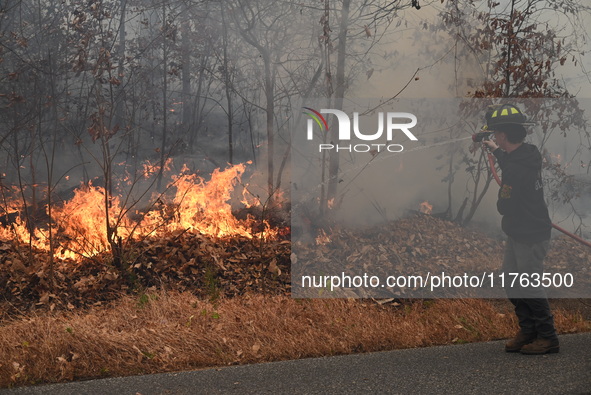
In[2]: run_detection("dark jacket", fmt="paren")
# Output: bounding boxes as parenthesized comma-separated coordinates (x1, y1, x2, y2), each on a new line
(493, 143, 552, 244)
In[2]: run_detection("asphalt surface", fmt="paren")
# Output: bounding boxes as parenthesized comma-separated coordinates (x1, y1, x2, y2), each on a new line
(3, 333, 591, 395)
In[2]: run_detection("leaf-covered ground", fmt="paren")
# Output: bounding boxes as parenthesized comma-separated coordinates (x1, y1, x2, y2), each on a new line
(0, 231, 291, 317)
(1, 214, 590, 388)
(294, 215, 591, 298)
(1, 214, 590, 316)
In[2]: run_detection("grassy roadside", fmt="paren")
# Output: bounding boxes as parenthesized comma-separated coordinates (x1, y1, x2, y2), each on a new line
(1, 292, 589, 388)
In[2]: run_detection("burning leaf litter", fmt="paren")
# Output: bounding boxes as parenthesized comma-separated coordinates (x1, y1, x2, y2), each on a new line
(0, 163, 281, 262)
(1, 209, 590, 314)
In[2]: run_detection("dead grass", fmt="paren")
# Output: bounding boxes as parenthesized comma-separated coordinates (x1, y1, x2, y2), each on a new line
(0, 293, 589, 388)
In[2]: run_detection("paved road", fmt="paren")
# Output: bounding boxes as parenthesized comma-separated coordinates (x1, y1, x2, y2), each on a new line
(3, 333, 591, 395)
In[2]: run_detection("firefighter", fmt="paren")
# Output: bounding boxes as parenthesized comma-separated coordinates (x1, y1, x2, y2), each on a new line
(482, 103, 559, 354)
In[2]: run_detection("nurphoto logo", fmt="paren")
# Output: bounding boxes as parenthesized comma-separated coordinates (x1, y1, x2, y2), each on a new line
(302, 107, 418, 152)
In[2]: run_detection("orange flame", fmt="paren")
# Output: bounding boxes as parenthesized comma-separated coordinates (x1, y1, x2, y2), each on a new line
(142, 158, 173, 179)
(419, 201, 433, 215)
(327, 198, 335, 210)
(149, 163, 254, 238)
(315, 228, 331, 245)
(0, 162, 280, 261)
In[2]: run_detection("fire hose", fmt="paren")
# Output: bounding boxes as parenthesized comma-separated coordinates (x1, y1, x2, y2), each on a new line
(474, 131, 591, 249)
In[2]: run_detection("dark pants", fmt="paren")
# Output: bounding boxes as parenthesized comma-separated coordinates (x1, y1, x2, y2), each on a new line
(502, 237, 558, 341)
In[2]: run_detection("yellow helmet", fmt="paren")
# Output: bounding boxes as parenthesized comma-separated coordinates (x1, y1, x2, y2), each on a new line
(486, 104, 527, 128)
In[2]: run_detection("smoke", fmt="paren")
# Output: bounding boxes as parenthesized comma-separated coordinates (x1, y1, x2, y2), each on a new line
(1, 0, 590, 241)
(291, 97, 591, 244)
(293, 99, 480, 224)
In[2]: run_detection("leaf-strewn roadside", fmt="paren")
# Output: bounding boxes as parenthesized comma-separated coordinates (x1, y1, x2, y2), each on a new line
(1, 292, 588, 388)
(1, 215, 590, 388)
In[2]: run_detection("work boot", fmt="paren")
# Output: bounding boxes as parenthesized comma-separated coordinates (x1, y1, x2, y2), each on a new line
(520, 338, 560, 355)
(505, 331, 536, 353)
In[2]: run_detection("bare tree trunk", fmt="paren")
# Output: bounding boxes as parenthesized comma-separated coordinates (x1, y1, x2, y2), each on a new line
(190, 51, 208, 149)
(446, 149, 455, 219)
(180, 2, 192, 143)
(463, 175, 493, 225)
(242, 101, 257, 166)
(43, 49, 62, 289)
(504, 0, 515, 97)
(221, 5, 234, 164)
(264, 48, 274, 197)
(319, 0, 331, 215)
(327, 0, 350, 207)
(157, 3, 168, 190)
(115, 0, 127, 130)
(276, 61, 323, 191)
(462, 153, 493, 225)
